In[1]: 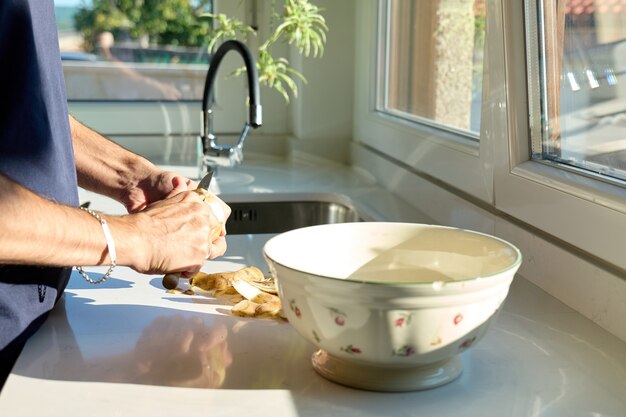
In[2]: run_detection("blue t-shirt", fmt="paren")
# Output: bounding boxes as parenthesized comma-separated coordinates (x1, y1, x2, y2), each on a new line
(0, 0, 79, 359)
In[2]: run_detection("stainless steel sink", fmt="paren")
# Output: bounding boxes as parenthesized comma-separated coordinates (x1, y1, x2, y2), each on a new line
(224, 197, 362, 234)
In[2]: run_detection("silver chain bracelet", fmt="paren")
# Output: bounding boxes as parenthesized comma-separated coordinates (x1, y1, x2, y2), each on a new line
(75, 207, 117, 285)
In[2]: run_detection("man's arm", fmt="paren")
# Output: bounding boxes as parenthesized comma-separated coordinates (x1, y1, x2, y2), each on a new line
(0, 172, 137, 268)
(0, 115, 230, 275)
(70, 115, 193, 212)
(0, 172, 222, 275)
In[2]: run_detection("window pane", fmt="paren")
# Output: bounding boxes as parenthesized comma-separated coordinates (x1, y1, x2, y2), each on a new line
(54, 0, 212, 101)
(380, 0, 485, 136)
(536, 0, 626, 182)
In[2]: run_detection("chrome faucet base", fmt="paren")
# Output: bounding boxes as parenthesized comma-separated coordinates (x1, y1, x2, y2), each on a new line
(202, 145, 243, 168)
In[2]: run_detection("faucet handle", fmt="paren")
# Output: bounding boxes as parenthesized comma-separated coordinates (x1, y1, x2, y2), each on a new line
(236, 122, 251, 150)
(200, 121, 250, 169)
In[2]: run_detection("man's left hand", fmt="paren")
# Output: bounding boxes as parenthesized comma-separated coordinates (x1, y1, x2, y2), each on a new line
(123, 169, 196, 213)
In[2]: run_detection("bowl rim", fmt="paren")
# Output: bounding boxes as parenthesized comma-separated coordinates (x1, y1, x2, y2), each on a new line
(263, 222, 523, 287)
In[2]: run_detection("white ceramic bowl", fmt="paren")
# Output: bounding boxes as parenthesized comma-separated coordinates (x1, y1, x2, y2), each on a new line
(263, 222, 522, 392)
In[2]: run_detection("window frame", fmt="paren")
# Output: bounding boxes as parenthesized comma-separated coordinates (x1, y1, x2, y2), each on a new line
(496, 0, 626, 270)
(355, 0, 496, 205)
(355, 0, 626, 271)
(375, 1, 483, 142)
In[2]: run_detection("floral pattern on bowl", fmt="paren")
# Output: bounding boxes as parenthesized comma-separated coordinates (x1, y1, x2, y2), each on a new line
(264, 222, 522, 391)
(280, 289, 508, 365)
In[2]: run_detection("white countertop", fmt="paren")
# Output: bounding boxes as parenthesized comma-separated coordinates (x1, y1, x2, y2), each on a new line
(1, 160, 625, 417)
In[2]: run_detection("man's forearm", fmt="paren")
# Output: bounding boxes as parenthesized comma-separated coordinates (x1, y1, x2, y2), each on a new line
(70, 115, 155, 203)
(0, 173, 140, 268)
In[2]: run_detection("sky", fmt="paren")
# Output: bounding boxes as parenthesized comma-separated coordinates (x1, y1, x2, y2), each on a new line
(54, 0, 89, 6)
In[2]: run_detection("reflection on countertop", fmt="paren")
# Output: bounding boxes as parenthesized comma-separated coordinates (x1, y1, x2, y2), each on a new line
(21, 302, 233, 388)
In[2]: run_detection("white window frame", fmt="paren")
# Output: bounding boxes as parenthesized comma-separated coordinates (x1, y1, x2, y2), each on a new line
(497, 0, 626, 270)
(355, 0, 626, 271)
(355, 0, 494, 205)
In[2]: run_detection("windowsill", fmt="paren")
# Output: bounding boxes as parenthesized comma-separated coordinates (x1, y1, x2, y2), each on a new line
(512, 160, 626, 214)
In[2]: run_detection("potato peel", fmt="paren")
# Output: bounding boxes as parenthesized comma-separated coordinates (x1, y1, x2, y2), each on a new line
(177, 267, 284, 320)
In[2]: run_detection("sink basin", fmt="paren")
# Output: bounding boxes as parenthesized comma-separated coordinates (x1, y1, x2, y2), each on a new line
(224, 196, 362, 234)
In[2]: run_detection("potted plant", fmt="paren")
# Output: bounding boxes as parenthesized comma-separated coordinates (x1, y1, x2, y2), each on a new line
(203, 0, 328, 102)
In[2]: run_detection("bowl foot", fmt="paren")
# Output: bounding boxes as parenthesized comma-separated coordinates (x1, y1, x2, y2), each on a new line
(311, 350, 463, 392)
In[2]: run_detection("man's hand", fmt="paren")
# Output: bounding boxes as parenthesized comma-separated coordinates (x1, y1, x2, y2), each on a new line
(115, 190, 230, 276)
(121, 169, 196, 213)
(118, 168, 230, 273)
(70, 115, 230, 269)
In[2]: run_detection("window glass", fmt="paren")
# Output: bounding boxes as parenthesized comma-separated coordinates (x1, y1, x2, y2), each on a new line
(54, 0, 212, 101)
(536, 0, 626, 182)
(379, 0, 485, 136)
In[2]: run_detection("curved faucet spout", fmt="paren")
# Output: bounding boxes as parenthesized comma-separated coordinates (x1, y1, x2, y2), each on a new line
(202, 39, 262, 128)
(201, 40, 262, 168)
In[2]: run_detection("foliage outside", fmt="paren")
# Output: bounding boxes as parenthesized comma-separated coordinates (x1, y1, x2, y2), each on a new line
(74, 0, 328, 102)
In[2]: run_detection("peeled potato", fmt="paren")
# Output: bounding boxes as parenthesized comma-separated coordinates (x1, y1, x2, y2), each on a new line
(194, 189, 225, 241)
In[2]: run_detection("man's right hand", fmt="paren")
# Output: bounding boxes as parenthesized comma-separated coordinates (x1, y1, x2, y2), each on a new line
(111, 190, 230, 276)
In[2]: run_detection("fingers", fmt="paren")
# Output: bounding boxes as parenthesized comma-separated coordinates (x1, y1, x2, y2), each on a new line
(169, 176, 187, 195)
(197, 194, 230, 259)
(199, 192, 230, 245)
(124, 170, 195, 213)
(167, 174, 195, 198)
